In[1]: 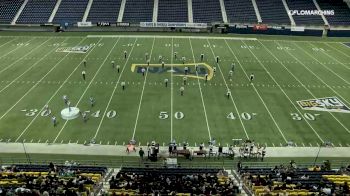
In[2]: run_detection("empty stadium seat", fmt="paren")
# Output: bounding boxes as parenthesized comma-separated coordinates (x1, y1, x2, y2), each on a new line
(158, 0, 188, 22)
(87, 0, 122, 24)
(256, 0, 291, 24)
(0, 0, 24, 24)
(53, 0, 89, 25)
(317, 0, 350, 26)
(192, 0, 223, 23)
(122, 0, 154, 23)
(17, 0, 56, 24)
(286, 0, 324, 25)
(224, 0, 258, 23)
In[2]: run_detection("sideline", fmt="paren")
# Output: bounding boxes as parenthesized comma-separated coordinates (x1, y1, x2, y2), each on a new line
(0, 143, 349, 157)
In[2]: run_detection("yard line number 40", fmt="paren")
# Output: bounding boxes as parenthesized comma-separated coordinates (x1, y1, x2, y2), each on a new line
(21, 109, 117, 119)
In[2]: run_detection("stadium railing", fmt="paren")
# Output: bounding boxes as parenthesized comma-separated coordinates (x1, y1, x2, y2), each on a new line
(0, 157, 349, 170)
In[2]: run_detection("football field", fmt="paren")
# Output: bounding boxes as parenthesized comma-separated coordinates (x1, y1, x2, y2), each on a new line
(0, 33, 349, 148)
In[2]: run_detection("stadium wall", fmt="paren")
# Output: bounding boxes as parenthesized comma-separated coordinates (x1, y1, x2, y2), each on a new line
(227, 25, 323, 36)
(327, 29, 350, 37)
(2, 23, 350, 37)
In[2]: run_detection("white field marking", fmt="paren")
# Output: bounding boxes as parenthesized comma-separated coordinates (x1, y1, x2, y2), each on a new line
(131, 37, 156, 140)
(93, 38, 138, 139)
(189, 38, 211, 140)
(0, 37, 17, 50)
(259, 39, 344, 44)
(274, 41, 349, 134)
(206, 39, 250, 139)
(224, 39, 288, 143)
(170, 38, 174, 141)
(258, 40, 327, 140)
(311, 43, 350, 70)
(0, 38, 69, 94)
(0, 38, 28, 62)
(325, 43, 350, 59)
(292, 42, 350, 105)
(0, 38, 85, 121)
(1, 35, 344, 44)
(244, 40, 324, 142)
(52, 38, 121, 143)
(307, 42, 350, 79)
(87, 34, 257, 40)
(0, 37, 44, 75)
(14, 37, 98, 142)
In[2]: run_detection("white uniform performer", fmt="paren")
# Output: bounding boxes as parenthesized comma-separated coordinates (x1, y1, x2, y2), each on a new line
(63, 95, 68, 105)
(164, 78, 169, 87)
(229, 70, 233, 80)
(180, 86, 185, 96)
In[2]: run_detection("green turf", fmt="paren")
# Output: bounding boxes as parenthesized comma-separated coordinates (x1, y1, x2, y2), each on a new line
(0, 33, 349, 147)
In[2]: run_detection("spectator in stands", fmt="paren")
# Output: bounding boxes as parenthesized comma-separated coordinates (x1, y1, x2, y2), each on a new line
(237, 160, 242, 171)
(139, 148, 144, 160)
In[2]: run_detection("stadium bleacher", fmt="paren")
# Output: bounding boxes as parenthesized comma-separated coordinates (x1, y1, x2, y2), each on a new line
(108, 167, 239, 195)
(286, 0, 325, 25)
(224, 0, 258, 23)
(87, 0, 122, 24)
(0, 0, 24, 24)
(122, 0, 154, 23)
(256, 0, 291, 25)
(192, 0, 223, 23)
(17, 0, 56, 24)
(53, 0, 89, 25)
(0, 163, 107, 195)
(317, 0, 350, 26)
(158, 0, 188, 22)
(240, 162, 350, 195)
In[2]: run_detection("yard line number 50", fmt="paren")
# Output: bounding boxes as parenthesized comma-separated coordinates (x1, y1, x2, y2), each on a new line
(159, 111, 184, 120)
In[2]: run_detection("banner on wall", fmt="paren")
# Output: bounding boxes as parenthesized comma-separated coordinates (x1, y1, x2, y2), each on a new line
(97, 22, 111, 26)
(140, 22, 207, 28)
(291, 26, 305, 32)
(77, 22, 92, 27)
(116, 22, 130, 27)
(253, 24, 268, 31)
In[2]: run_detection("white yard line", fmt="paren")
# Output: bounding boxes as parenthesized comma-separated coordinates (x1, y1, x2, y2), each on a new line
(308, 42, 349, 70)
(93, 38, 138, 139)
(188, 38, 212, 140)
(273, 41, 350, 134)
(170, 38, 174, 141)
(52, 37, 121, 143)
(87, 35, 257, 41)
(0, 38, 17, 49)
(206, 39, 250, 139)
(307, 42, 350, 76)
(131, 37, 156, 140)
(0, 38, 69, 94)
(257, 40, 331, 141)
(224, 39, 288, 143)
(325, 43, 350, 59)
(291, 42, 350, 105)
(14, 37, 98, 142)
(0, 37, 85, 121)
(243, 40, 323, 143)
(0, 37, 38, 74)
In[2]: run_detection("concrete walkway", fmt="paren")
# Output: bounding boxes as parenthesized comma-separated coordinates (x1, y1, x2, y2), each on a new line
(1, 142, 350, 157)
